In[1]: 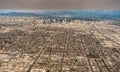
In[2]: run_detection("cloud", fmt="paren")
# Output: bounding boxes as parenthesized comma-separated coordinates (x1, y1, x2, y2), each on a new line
(0, 0, 120, 10)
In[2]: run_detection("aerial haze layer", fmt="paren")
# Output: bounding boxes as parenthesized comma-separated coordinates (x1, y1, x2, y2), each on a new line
(0, 0, 120, 10)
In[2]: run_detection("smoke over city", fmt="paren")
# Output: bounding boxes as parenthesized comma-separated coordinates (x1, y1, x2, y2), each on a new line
(0, 0, 120, 10)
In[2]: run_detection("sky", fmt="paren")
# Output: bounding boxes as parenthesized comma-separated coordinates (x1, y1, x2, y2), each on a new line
(0, 0, 120, 10)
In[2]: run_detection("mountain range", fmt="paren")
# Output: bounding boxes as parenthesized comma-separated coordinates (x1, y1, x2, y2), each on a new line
(0, 10, 120, 20)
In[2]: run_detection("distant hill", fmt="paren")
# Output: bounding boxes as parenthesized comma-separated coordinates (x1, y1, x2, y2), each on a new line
(0, 10, 120, 20)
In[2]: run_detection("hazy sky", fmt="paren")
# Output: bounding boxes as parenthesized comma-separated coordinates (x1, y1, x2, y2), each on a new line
(0, 0, 120, 10)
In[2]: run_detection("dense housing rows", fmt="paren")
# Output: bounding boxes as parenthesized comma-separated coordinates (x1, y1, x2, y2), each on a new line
(0, 16, 120, 72)
(0, 25, 119, 72)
